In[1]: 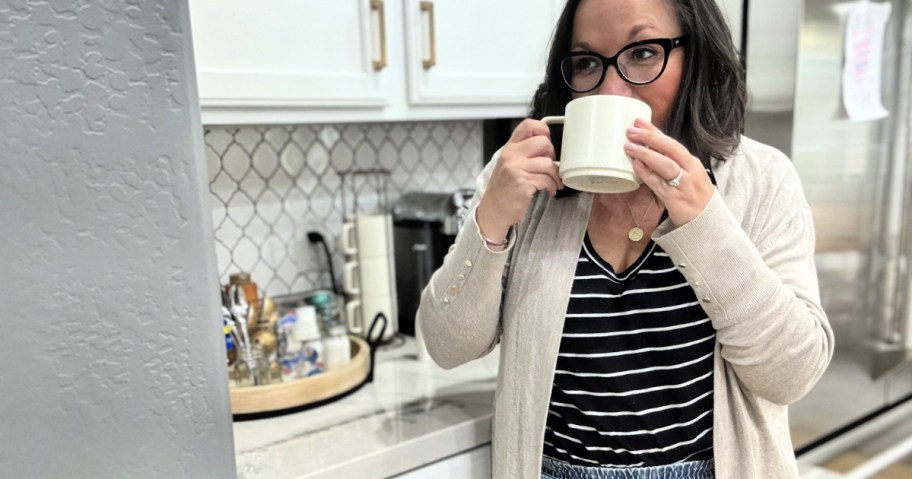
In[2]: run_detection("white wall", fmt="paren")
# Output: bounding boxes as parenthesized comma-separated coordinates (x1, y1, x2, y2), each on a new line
(715, 0, 744, 50)
(0, 1, 236, 477)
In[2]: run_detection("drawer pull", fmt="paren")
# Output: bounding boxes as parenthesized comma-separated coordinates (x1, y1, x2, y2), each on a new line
(420, 1, 436, 69)
(371, 0, 387, 71)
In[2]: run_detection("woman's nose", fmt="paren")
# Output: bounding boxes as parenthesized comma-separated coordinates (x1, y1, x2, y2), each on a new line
(597, 66, 633, 96)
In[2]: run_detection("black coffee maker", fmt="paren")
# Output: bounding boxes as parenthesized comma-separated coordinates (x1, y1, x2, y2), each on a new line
(392, 189, 473, 336)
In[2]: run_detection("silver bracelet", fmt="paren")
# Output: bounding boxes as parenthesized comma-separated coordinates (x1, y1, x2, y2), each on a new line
(481, 227, 511, 248)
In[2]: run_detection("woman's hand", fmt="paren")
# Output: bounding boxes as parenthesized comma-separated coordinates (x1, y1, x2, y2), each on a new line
(624, 118, 714, 226)
(476, 119, 563, 241)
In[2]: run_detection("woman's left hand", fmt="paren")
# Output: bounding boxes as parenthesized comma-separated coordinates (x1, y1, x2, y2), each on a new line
(624, 118, 715, 226)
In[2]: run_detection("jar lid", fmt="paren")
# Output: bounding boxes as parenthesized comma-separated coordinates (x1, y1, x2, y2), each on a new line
(304, 290, 334, 306)
(327, 324, 348, 337)
(229, 272, 251, 285)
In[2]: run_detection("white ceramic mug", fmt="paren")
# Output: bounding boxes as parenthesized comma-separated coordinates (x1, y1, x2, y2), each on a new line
(345, 299, 363, 334)
(343, 260, 361, 296)
(340, 220, 358, 256)
(343, 256, 393, 297)
(345, 293, 397, 340)
(542, 95, 652, 194)
(341, 214, 393, 259)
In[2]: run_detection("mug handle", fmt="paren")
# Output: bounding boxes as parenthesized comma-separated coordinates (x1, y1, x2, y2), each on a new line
(541, 116, 564, 126)
(341, 222, 357, 256)
(343, 261, 361, 295)
(346, 300, 363, 335)
(540, 117, 563, 171)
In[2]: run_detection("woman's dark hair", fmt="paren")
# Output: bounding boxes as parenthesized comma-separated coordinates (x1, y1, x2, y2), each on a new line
(531, 0, 746, 168)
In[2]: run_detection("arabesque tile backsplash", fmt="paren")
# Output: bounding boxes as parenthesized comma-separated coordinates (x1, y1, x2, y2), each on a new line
(204, 121, 482, 296)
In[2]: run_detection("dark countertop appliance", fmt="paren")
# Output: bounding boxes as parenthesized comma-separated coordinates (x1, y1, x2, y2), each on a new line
(392, 190, 473, 337)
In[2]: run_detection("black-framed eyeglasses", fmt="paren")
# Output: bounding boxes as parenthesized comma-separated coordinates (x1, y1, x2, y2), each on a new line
(559, 36, 687, 93)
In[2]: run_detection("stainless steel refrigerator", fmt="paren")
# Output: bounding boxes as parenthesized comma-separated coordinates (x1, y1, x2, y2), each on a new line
(730, 0, 912, 475)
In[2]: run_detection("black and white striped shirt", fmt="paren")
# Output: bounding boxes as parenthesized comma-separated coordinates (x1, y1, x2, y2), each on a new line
(542, 233, 715, 467)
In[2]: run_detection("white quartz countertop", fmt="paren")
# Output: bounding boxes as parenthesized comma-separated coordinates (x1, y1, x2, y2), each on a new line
(233, 336, 499, 479)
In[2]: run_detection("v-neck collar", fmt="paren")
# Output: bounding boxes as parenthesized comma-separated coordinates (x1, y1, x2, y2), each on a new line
(571, 164, 718, 284)
(582, 232, 657, 283)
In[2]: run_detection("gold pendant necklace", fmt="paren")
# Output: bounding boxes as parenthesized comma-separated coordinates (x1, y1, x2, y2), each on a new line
(621, 194, 655, 242)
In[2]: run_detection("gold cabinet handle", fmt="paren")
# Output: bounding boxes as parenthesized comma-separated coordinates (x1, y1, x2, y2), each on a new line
(371, 0, 387, 71)
(420, 1, 436, 69)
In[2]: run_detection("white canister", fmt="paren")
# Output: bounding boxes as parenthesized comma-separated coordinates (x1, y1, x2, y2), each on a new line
(322, 326, 351, 371)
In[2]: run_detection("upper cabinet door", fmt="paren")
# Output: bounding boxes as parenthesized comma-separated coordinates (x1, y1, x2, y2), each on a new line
(189, 0, 566, 124)
(403, 0, 562, 106)
(189, 0, 390, 109)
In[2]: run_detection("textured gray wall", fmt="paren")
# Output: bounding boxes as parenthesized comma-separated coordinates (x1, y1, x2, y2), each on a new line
(0, 1, 236, 477)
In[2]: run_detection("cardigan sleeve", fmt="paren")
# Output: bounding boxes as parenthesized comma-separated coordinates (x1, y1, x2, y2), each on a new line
(654, 155, 834, 406)
(416, 153, 511, 369)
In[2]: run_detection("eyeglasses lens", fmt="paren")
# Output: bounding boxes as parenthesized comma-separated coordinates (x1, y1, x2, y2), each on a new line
(561, 42, 668, 92)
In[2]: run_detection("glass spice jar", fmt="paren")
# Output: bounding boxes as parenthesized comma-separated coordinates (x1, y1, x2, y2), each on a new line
(234, 343, 270, 387)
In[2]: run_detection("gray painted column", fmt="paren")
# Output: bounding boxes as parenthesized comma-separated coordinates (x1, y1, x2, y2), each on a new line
(0, 1, 236, 477)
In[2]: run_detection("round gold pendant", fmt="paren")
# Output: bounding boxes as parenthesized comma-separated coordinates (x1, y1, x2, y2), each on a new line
(628, 226, 644, 242)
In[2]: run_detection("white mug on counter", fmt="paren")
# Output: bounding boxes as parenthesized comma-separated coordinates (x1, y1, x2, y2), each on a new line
(542, 95, 652, 194)
(343, 256, 394, 297)
(343, 261, 359, 296)
(340, 212, 398, 341)
(342, 256, 397, 341)
(341, 213, 394, 259)
(345, 293, 397, 340)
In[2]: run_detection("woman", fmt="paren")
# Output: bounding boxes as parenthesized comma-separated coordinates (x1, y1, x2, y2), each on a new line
(417, 0, 834, 477)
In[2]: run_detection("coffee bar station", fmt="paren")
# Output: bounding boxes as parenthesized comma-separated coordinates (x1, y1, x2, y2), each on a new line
(232, 337, 499, 479)
(215, 160, 501, 478)
(176, 0, 575, 474)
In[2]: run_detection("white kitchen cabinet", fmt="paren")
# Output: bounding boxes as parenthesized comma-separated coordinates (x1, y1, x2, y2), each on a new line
(391, 444, 492, 478)
(189, 0, 390, 119)
(188, 0, 563, 125)
(402, 0, 559, 107)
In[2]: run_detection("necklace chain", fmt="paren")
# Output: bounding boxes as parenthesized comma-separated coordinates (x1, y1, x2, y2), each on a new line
(621, 194, 654, 242)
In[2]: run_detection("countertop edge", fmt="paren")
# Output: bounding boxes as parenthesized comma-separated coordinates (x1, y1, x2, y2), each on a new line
(298, 413, 493, 479)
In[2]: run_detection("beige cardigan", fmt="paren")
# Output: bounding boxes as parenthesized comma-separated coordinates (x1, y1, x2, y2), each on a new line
(417, 136, 834, 478)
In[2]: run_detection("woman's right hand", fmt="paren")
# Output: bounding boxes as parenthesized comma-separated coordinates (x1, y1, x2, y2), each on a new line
(476, 119, 563, 241)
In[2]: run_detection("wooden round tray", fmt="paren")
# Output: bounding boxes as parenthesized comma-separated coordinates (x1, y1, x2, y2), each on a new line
(230, 335, 370, 416)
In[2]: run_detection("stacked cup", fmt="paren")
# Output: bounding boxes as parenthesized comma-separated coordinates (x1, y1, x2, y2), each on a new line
(341, 213, 398, 341)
